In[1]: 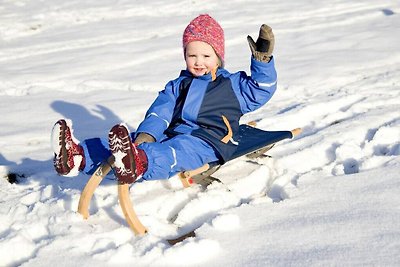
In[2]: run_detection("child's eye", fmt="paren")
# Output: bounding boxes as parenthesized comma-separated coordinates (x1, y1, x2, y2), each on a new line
(204, 55, 210, 58)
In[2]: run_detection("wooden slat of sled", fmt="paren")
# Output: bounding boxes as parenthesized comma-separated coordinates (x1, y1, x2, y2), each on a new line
(178, 163, 210, 188)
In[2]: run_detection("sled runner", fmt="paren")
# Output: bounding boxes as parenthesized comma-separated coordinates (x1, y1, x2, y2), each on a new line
(77, 124, 301, 238)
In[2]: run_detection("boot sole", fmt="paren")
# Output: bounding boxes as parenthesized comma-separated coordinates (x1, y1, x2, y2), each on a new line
(52, 119, 71, 175)
(108, 124, 137, 184)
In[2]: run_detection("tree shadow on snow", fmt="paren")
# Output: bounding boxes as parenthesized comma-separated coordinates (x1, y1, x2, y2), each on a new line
(50, 100, 130, 141)
(1, 100, 127, 187)
(0, 100, 139, 228)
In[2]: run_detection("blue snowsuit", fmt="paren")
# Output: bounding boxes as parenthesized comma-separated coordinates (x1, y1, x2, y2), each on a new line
(83, 57, 277, 180)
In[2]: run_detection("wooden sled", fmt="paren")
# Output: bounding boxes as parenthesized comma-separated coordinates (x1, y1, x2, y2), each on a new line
(77, 125, 301, 236)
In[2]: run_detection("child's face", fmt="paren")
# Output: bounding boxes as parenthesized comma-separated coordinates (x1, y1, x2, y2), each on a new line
(185, 41, 220, 77)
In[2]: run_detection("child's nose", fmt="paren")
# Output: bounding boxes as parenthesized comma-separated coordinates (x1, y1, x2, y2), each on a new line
(194, 58, 202, 65)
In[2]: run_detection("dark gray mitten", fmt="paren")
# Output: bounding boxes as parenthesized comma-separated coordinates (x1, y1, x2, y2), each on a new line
(247, 24, 275, 62)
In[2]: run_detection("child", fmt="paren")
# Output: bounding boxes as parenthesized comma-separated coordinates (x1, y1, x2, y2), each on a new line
(52, 14, 277, 184)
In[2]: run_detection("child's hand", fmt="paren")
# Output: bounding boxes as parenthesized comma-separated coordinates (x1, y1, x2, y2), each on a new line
(247, 24, 275, 62)
(134, 133, 155, 145)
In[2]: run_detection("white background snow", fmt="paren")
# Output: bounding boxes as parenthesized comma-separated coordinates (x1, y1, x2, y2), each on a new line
(1, 0, 400, 266)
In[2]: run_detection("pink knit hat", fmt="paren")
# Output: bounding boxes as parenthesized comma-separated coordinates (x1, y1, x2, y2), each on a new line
(182, 14, 225, 63)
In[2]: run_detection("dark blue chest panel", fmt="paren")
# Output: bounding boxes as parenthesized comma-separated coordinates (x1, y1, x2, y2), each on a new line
(165, 75, 243, 163)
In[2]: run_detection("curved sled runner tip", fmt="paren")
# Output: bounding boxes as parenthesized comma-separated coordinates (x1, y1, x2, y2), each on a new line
(78, 157, 114, 219)
(118, 183, 148, 235)
(77, 155, 147, 235)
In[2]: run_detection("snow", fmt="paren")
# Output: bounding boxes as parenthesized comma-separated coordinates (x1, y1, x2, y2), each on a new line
(1, 0, 400, 266)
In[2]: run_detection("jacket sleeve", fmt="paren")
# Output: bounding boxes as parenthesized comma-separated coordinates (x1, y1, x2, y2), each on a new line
(232, 56, 277, 114)
(135, 80, 178, 141)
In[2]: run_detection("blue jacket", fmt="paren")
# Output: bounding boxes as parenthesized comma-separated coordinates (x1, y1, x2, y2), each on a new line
(136, 57, 277, 163)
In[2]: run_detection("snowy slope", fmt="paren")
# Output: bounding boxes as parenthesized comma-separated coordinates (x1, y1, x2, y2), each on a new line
(1, 0, 400, 266)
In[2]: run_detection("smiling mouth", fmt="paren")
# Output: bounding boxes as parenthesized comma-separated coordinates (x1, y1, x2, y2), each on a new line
(194, 68, 206, 73)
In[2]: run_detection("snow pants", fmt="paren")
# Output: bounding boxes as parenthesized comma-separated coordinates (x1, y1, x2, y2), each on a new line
(81, 133, 219, 180)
